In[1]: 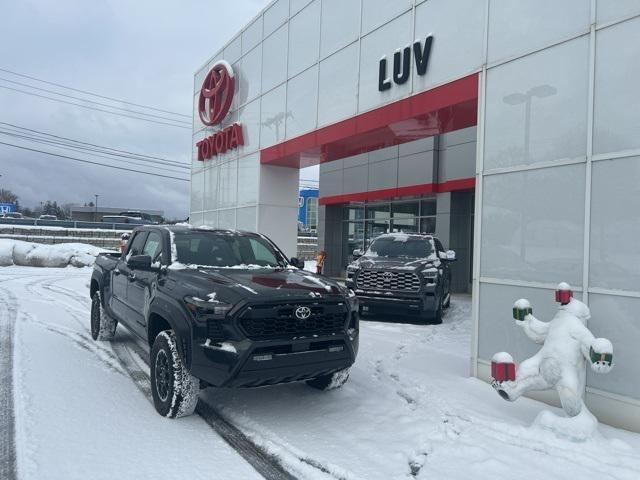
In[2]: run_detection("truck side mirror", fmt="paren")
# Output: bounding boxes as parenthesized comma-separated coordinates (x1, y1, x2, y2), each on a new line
(127, 254, 152, 270)
(289, 257, 304, 269)
(352, 249, 363, 259)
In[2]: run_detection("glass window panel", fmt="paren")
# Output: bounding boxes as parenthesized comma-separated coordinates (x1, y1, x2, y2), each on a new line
(344, 221, 366, 261)
(419, 217, 436, 234)
(306, 197, 318, 229)
(413, 0, 485, 91)
(264, 0, 289, 37)
(190, 169, 204, 214)
(242, 17, 263, 55)
(344, 204, 365, 221)
(391, 216, 418, 233)
(237, 153, 259, 206)
(320, 0, 360, 58)
(318, 42, 359, 126)
(291, 0, 312, 15)
(365, 203, 389, 219)
(593, 17, 640, 155)
(480, 164, 585, 284)
(392, 201, 419, 217)
(217, 209, 236, 229)
(587, 294, 640, 400)
(223, 35, 242, 64)
(286, 66, 318, 139)
(217, 160, 238, 208)
(202, 211, 217, 228)
(361, 0, 411, 35)
(484, 37, 589, 170)
(596, 0, 640, 25)
(358, 11, 413, 113)
(260, 84, 287, 148)
(420, 198, 436, 216)
(238, 45, 262, 105)
(261, 24, 288, 92)
(236, 206, 257, 231)
(203, 166, 218, 211)
(365, 219, 390, 246)
(288, 0, 320, 77)
(487, 0, 590, 63)
(590, 156, 640, 291)
(237, 98, 261, 155)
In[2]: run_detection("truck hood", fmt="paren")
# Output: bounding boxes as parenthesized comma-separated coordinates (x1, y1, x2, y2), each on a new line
(351, 256, 441, 273)
(169, 267, 344, 304)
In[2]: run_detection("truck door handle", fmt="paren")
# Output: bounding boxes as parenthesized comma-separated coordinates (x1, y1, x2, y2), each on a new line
(128, 273, 136, 281)
(114, 269, 121, 276)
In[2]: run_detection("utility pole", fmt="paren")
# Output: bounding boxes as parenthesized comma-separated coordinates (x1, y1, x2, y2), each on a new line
(94, 194, 100, 222)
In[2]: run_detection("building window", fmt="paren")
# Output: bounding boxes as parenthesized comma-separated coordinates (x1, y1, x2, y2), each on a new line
(306, 197, 318, 230)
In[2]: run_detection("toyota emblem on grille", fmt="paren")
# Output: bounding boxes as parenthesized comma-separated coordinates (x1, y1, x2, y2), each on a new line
(295, 306, 312, 320)
(382, 272, 395, 280)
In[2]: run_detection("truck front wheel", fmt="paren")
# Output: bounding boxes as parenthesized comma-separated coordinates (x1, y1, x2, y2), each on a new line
(90, 291, 117, 341)
(150, 331, 199, 418)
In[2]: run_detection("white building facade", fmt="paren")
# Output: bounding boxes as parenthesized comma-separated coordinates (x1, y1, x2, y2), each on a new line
(192, 0, 640, 431)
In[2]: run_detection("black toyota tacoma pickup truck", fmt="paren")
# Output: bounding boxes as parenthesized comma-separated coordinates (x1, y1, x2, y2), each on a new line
(90, 225, 359, 418)
(346, 233, 455, 324)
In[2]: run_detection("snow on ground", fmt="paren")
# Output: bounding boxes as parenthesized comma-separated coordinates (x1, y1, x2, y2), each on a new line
(0, 267, 259, 480)
(1, 266, 640, 479)
(0, 240, 109, 268)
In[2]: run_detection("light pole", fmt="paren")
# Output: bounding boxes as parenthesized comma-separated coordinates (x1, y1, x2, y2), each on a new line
(94, 194, 100, 222)
(503, 84, 557, 262)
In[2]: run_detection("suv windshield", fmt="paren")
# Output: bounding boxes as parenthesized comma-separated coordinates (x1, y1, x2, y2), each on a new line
(173, 231, 284, 268)
(365, 235, 434, 259)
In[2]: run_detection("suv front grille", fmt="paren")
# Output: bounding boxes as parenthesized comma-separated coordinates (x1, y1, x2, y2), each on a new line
(239, 303, 348, 340)
(356, 270, 422, 292)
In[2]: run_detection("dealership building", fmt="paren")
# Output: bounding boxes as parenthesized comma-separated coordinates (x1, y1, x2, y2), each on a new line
(191, 0, 640, 431)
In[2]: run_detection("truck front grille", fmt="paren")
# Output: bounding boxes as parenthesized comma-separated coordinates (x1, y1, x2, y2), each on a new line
(239, 303, 348, 340)
(356, 270, 422, 292)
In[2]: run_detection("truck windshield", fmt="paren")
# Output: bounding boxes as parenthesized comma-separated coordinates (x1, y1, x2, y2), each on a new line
(365, 236, 434, 259)
(173, 231, 284, 268)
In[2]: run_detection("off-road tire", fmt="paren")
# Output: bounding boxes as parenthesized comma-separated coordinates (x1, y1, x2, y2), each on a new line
(150, 331, 199, 418)
(306, 368, 350, 391)
(429, 296, 444, 325)
(90, 291, 117, 341)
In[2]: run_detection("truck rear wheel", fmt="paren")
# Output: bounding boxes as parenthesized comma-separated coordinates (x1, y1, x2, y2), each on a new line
(150, 331, 199, 418)
(90, 291, 117, 341)
(306, 368, 350, 391)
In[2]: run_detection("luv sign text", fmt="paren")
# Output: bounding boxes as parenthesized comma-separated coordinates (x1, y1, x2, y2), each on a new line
(378, 36, 433, 92)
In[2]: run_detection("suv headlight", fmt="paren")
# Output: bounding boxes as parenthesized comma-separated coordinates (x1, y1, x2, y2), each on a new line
(184, 296, 233, 319)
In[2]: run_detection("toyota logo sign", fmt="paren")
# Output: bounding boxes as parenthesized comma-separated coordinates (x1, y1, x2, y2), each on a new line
(382, 272, 395, 280)
(295, 306, 312, 320)
(198, 60, 235, 126)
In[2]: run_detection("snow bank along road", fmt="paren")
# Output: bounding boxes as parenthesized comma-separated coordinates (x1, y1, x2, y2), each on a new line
(1, 266, 640, 479)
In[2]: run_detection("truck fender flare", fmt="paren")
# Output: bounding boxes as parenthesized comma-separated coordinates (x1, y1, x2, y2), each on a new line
(147, 301, 193, 368)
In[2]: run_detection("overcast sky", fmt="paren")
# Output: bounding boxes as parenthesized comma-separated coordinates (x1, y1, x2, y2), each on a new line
(0, 0, 303, 219)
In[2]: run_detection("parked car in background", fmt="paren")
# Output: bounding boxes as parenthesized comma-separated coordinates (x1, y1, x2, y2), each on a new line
(1, 212, 24, 219)
(119, 211, 157, 224)
(346, 233, 455, 324)
(38, 214, 58, 220)
(90, 225, 359, 418)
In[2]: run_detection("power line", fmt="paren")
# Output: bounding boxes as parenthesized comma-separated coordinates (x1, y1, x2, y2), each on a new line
(0, 66, 191, 118)
(0, 122, 190, 168)
(0, 141, 190, 182)
(0, 85, 191, 130)
(0, 131, 189, 174)
(0, 77, 192, 125)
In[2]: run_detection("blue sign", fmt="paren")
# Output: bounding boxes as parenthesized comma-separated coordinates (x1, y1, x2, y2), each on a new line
(298, 188, 319, 228)
(0, 203, 17, 214)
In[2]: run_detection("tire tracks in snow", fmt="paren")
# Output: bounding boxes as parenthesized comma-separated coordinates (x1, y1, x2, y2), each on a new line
(0, 285, 18, 480)
(25, 273, 298, 480)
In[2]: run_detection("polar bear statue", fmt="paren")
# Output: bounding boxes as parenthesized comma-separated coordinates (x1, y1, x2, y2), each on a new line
(491, 283, 613, 425)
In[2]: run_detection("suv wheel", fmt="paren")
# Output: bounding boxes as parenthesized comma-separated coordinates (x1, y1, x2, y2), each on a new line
(90, 291, 117, 341)
(150, 331, 200, 418)
(306, 368, 350, 391)
(430, 296, 444, 325)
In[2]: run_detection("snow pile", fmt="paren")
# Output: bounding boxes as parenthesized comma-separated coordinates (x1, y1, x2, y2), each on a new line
(492, 352, 514, 364)
(0, 239, 107, 268)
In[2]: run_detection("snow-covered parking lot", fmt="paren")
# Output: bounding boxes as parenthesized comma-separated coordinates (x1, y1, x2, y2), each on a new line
(1, 266, 640, 479)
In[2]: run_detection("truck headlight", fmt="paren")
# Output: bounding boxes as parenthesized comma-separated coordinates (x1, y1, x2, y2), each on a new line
(184, 296, 233, 319)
